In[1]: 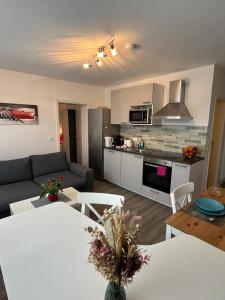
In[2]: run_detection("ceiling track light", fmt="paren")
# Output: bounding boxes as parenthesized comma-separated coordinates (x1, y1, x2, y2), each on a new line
(97, 46, 107, 58)
(109, 40, 117, 56)
(96, 58, 102, 66)
(82, 38, 119, 69)
(83, 63, 92, 69)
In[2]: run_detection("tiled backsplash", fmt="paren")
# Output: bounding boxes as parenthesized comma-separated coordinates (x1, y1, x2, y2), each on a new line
(121, 125, 208, 155)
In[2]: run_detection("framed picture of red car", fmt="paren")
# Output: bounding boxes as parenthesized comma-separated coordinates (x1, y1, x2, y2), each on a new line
(0, 103, 39, 125)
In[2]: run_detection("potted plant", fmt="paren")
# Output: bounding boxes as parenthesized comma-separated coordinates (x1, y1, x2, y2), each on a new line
(85, 206, 150, 300)
(39, 176, 64, 202)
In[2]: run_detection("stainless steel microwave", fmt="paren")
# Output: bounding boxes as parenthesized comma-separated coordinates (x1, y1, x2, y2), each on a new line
(129, 105, 153, 124)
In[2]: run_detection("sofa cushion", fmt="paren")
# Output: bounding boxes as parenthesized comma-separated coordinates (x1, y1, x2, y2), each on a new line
(0, 157, 32, 185)
(34, 170, 86, 190)
(30, 151, 69, 178)
(0, 181, 40, 212)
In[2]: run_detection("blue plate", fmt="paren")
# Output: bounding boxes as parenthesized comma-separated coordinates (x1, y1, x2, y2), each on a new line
(195, 198, 224, 213)
(194, 205, 225, 216)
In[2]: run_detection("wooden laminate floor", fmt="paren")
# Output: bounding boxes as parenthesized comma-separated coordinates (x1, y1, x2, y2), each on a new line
(94, 179, 171, 245)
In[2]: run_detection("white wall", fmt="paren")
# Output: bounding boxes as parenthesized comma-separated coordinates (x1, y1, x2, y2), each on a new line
(207, 100, 225, 186)
(0, 69, 106, 161)
(106, 65, 215, 126)
(203, 65, 225, 188)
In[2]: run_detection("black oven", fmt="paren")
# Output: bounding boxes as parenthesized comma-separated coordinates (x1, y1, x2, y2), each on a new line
(129, 106, 152, 124)
(142, 158, 172, 194)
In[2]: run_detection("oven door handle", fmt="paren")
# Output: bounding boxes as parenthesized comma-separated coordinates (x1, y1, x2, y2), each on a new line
(144, 163, 158, 168)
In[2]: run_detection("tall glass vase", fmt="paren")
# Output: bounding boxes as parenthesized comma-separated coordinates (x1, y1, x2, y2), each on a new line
(104, 282, 126, 300)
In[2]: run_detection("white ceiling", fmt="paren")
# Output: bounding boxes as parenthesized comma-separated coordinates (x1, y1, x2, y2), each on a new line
(1, 0, 225, 86)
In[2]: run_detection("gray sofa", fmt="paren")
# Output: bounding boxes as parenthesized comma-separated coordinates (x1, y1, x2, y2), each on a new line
(0, 151, 94, 214)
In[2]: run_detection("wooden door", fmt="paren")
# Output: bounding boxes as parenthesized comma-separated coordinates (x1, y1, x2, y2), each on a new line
(68, 109, 77, 162)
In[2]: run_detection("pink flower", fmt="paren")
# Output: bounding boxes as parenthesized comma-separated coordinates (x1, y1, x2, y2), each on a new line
(100, 246, 111, 256)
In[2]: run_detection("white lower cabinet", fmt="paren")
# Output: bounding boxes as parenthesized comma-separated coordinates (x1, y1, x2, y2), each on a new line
(141, 185, 171, 206)
(171, 160, 204, 197)
(170, 163, 190, 192)
(121, 153, 143, 194)
(104, 149, 204, 207)
(104, 149, 121, 186)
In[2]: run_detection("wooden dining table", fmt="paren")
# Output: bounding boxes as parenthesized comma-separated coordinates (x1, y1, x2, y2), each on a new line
(165, 187, 225, 251)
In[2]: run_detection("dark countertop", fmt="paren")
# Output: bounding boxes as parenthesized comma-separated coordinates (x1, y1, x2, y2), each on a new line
(104, 147, 205, 165)
(173, 156, 205, 165)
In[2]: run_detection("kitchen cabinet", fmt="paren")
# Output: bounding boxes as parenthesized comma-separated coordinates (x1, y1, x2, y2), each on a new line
(121, 152, 143, 193)
(170, 163, 190, 192)
(104, 148, 205, 208)
(130, 83, 154, 106)
(110, 83, 164, 124)
(141, 185, 171, 206)
(104, 149, 121, 186)
(111, 88, 130, 124)
(170, 160, 204, 198)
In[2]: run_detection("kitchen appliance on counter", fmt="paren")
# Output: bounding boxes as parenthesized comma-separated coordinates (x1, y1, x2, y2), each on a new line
(142, 150, 182, 194)
(88, 108, 120, 179)
(124, 139, 133, 148)
(104, 136, 114, 148)
(129, 105, 153, 124)
(112, 135, 124, 147)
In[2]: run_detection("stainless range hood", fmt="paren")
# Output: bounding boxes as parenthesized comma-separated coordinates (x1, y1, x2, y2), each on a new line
(154, 79, 193, 120)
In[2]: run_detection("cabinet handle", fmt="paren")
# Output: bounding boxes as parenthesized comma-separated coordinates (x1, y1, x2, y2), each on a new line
(145, 163, 157, 168)
(143, 101, 151, 104)
(108, 150, 114, 153)
(134, 155, 142, 159)
(174, 163, 187, 168)
(150, 188, 159, 195)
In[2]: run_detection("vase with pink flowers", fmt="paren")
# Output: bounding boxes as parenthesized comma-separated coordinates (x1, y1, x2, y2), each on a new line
(39, 176, 64, 202)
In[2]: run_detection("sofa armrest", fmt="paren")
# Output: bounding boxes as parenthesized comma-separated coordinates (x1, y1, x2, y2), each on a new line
(69, 162, 94, 192)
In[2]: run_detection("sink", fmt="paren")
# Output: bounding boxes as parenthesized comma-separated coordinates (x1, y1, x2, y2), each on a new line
(138, 149, 148, 153)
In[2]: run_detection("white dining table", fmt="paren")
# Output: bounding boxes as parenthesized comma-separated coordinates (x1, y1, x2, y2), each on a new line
(0, 202, 225, 300)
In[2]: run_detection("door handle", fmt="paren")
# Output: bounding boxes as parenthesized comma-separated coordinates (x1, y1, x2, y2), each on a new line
(145, 163, 157, 168)
(174, 163, 187, 168)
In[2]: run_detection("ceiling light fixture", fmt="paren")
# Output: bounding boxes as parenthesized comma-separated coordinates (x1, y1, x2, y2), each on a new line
(96, 58, 102, 66)
(83, 63, 92, 69)
(97, 46, 107, 58)
(109, 40, 117, 56)
(82, 37, 120, 69)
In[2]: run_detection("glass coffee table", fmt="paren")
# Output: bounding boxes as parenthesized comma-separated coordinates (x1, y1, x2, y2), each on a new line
(10, 187, 79, 215)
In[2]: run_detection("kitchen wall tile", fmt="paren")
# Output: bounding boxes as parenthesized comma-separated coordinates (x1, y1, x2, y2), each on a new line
(121, 125, 208, 155)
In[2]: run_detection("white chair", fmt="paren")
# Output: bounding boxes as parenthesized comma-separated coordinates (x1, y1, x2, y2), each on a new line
(166, 182, 194, 240)
(77, 192, 124, 225)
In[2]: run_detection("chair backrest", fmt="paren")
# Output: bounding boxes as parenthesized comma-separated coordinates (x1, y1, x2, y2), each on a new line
(170, 182, 194, 214)
(77, 192, 124, 225)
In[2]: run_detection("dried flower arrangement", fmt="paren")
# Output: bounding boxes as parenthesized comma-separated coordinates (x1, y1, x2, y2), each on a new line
(85, 206, 150, 299)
